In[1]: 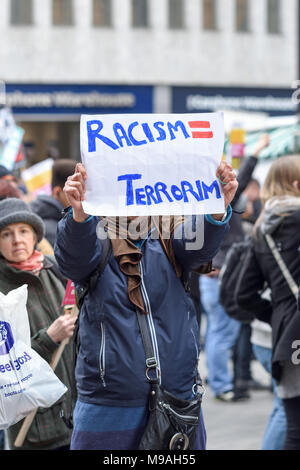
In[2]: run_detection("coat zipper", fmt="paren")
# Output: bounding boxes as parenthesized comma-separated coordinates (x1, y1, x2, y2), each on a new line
(190, 328, 199, 360)
(139, 261, 161, 383)
(99, 321, 106, 387)
(98, 262, 160, 388)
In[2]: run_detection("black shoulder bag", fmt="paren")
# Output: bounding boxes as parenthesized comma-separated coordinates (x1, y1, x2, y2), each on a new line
(136, 308, 204, 451)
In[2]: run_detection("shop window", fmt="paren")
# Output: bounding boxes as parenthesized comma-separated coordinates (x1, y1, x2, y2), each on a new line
(236, 0, 249, 32)
(52, 0, 73, 26)
(168, 0, 184, 30)
(203, 0, 217, 30)
(132, 0, 149, 28)
(267, 0, 281, 34)
(10, 0, 33, 25)
(93, 0, 112, 27)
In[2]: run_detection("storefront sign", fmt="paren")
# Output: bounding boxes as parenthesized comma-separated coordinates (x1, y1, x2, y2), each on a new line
(172, 86, 297, 116)
(4, 84, 153, 115)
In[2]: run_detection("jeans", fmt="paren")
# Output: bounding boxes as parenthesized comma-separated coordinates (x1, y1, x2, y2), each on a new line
(233, 323, 253, 383)
(0, 430, 4, 450)
(199, 276, 241, 396)
(252, 344, 286, 450)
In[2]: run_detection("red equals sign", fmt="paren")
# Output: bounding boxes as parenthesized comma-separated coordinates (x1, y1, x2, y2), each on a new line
(188, 121, 213, 139)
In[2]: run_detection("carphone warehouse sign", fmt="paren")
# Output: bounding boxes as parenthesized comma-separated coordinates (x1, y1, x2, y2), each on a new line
(172, 86, 297, 116)
(4, 84, 153, 115)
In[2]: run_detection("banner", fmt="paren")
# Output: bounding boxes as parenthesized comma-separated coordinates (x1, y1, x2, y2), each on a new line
(0, 107, 24, 171)
(0, 126, 25, 171)
(229, 127, 246, 170)
(61, 280, 76, 307)
(21, 158, 53, 196)
(80, 112, 225, 216)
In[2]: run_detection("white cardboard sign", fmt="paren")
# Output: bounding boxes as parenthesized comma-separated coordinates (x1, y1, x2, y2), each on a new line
(80, 112, 225, 216)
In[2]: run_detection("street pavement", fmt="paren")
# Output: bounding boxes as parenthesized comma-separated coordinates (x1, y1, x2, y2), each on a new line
(199, 354, 274, 450)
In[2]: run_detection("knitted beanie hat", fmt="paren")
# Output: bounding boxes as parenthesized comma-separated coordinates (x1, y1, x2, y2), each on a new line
(0, 198, 45, 242)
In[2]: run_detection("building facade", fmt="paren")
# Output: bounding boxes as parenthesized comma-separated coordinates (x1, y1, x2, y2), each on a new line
(0, 0, 298, 161)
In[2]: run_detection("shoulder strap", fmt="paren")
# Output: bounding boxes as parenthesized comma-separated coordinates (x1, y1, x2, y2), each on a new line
(76, 236, 112, 308)
(135, 308, 160, 384)
(73, 236, 112, 364)
(265, 233, 298, 300)
(88, 236, 112, 292)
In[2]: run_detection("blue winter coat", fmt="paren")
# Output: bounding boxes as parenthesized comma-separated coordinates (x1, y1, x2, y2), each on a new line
(54, 213, 230, 407)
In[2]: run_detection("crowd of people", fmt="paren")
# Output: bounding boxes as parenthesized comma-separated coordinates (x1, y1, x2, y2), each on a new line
(0, 134, 299, 451)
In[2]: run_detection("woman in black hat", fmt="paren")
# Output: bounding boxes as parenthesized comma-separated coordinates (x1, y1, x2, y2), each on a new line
(0, 198, 76, 450)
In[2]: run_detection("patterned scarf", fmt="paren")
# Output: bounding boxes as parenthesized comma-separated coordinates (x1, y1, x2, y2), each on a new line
(7, 249, 44, 275)
(104, 215, 211, 314)
(103, 216, 183, 314)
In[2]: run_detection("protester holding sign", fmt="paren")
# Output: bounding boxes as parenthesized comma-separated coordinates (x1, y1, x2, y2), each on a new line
(54, 111, 238, 450)
(0, 198, 76, 450)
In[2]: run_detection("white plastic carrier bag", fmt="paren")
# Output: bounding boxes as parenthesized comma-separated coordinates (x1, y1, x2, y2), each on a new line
(0, 284, 67, 429)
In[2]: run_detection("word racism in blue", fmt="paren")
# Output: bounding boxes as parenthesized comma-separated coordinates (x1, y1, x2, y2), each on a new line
(86, 118, 213, 152)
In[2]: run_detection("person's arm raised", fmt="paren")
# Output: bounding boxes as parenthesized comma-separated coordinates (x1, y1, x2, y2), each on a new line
(55, 162, 102, 284)
(64, 163, 89, 223)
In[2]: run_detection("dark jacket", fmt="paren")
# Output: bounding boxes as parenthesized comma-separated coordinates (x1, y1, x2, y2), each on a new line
(0, 257, 75, 450)
(236, 205, 300, 381)
(212, 156, 258, 269)
(30, 195, 63, 246)
(54, 213, 230, 407)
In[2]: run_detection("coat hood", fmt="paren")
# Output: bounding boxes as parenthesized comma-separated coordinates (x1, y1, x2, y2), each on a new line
(30, 195, 63, 221)
(259, 196, 300, 236)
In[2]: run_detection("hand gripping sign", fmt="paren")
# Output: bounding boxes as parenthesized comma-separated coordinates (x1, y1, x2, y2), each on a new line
(80, 112, 225, 217)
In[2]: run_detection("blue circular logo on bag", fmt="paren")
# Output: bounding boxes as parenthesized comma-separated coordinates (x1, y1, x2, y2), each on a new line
(0, 321, 14, 355)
